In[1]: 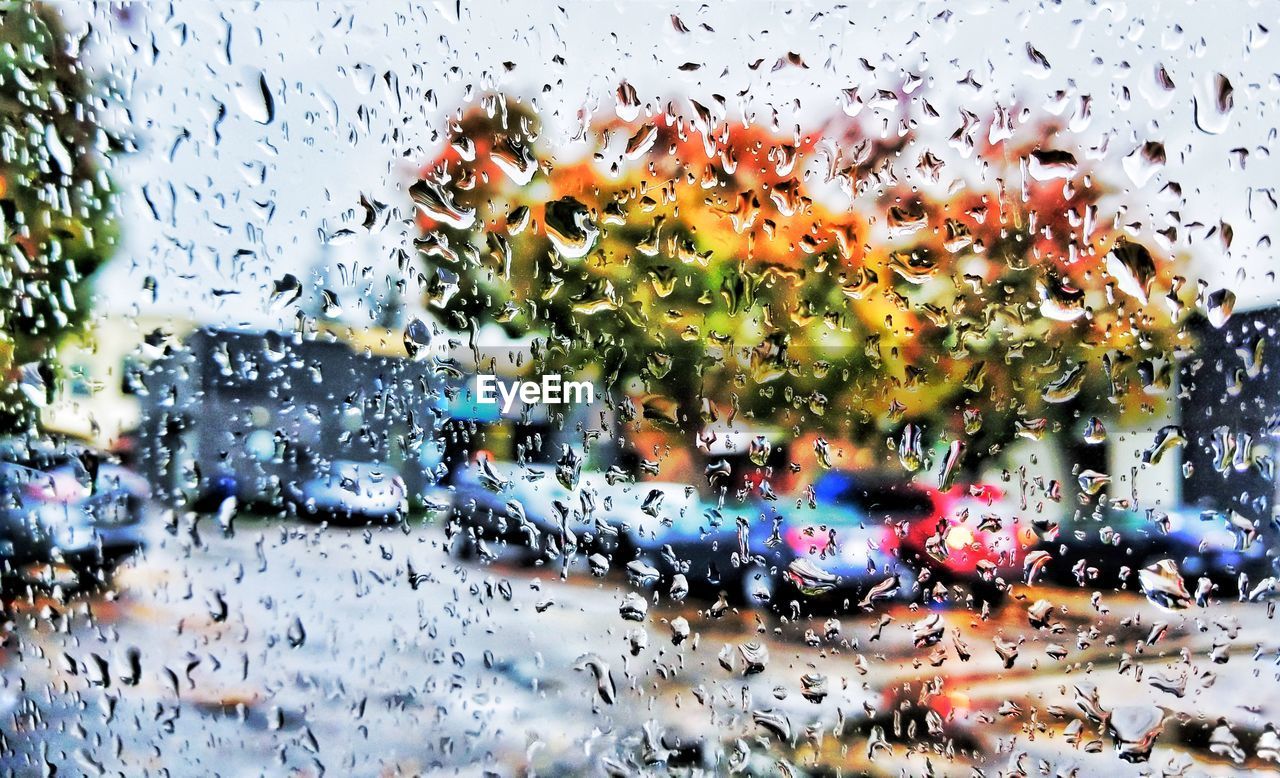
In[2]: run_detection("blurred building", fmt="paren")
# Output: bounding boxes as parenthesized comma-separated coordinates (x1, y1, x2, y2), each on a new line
(137, 327, 447, 507)
(135, 323, 618, 507)
(42, 314, 195, 451)
(1179, 306, 1280, 519)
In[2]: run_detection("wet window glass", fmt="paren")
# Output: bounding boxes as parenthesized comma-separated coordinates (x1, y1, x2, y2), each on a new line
(2, 2, 1278, 774)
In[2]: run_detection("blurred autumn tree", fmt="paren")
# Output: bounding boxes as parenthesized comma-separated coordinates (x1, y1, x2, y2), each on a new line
(414, 92, 1187, 473)
(0, 2, 118, 433)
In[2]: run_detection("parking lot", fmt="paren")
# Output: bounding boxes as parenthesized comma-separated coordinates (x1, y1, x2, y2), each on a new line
(3, 0, 1277, 774)
(0, 509, 1276, 776)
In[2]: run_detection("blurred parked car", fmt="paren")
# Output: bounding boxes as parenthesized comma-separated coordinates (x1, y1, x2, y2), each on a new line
(448, 458, 632, 560)
(0, 437, 151, 586)
(615, 487, 918, 609)
(902, 483, 1038, 599)
(1035, 504, 1275, 599)
(284, 458, 407, 523)
(449, 460, 561, 556)
(813, 470, 937, 524)
(737, 500, 919, 609)
(817, 471, 1039, 604)
(1162, 506, 1275, 598)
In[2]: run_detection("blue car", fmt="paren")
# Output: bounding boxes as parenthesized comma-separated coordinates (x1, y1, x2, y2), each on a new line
(448, 461, 625, 561)
(1032, 504, 1276, 600)
(1160, 506, 1275, 599)
(0, 457, 150, 587)
(616, 490, 919, 609)
(738, 500, 919, 610)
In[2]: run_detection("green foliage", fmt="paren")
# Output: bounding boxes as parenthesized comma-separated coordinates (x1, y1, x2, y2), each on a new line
(418, 95, 1189, 463)
(0, 2, 117, 431)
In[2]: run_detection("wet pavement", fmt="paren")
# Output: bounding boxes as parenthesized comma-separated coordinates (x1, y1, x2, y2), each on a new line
(1, 512, 1278, 776)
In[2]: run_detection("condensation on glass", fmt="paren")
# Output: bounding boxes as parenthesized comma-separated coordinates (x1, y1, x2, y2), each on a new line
(0, 2, 1276, 774)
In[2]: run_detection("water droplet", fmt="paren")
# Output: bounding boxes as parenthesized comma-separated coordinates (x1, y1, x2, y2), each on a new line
(748, 435, 772, 466)
(800, 673, 828, 703)
(1105, 240, 1157, 304)
(235, 70, 274, 125)
(1023, 550, 1052, 584)
(1077, 469, 1111, 495)
(784, 558, 837, 596)
(1209, 721, 1246, 764)
(543, 197, 598, 259)
(491, 135, 537, 185)
(1027, 149, 1078, 180)
(1142, 425, 1186, 466)
(410, 179, 476, 229)
(286, 617, 306, 648)
(898, 423, 925, 472)
(625, 559, 660, 587)
(751, 709, 791, 742)
(1122, 142, 1166, 187)
(1193, 73, 1234, 135)
(1038, 274, 1087, 321)
(1043, 362, 1086, 404)
(574, 654, 616, 704)
(269, 273, 301, 311)
(1138, 559, 1192, 611)
(1108, 705, 1166, 762)
(402, 318, 432, 360)
(619, 592, 648, 621)
(615, 80, 641, 121)
(669, 617, 690, 645)
(1206, 288, 1236, 328)
(738, 641, 769, 675)
(937, 440, 965, 490)
(588, 553, 610, 576)
(913, 614, 945, 647)
(215, 496, 236, 537)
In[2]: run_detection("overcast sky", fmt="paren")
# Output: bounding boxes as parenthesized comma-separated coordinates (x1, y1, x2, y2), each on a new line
(78, 0, 1280, 328)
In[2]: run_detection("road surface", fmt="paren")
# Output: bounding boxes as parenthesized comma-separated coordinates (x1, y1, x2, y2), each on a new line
(1, 512, 1277, 775)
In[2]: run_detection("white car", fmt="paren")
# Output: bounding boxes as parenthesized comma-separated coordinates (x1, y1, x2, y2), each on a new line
(285, 459, 407, 522)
